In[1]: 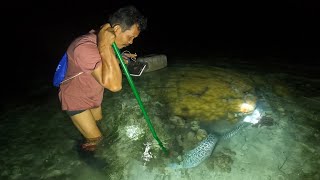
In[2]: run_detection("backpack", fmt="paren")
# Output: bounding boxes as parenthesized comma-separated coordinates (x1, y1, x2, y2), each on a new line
(53, 52, 83, 87)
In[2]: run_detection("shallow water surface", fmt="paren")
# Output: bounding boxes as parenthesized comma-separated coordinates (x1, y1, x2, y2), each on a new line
(1, 59, 319, 180)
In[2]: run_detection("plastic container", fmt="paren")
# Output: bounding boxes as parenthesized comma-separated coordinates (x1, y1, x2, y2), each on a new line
(137, 54, 167, 72)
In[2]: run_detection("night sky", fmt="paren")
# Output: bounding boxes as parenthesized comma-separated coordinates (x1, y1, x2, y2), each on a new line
(5, 0, 320, 105)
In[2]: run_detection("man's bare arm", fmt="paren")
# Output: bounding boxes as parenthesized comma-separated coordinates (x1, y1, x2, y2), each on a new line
(91, 24, 122, 92)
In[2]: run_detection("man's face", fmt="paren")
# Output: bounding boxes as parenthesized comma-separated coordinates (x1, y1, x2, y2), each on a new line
(115, 24, 140, 49)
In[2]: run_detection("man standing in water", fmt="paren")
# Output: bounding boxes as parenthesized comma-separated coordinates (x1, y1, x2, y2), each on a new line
(58, 5, 147, 152)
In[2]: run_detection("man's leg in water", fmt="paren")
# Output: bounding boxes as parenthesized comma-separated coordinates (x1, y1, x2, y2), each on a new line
(90, 106, 102, 122)
(71, 109, 102, 151)
(90, 106, 105, 134)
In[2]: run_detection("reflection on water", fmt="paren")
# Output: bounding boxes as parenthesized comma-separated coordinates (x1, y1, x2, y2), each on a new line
(1, 60, 320, 180)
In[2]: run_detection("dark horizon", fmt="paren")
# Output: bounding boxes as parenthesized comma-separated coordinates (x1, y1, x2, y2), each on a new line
(10, 1, 320, 58)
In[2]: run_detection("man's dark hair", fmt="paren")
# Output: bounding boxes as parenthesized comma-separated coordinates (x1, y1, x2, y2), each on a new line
(109, 5, 147, 32)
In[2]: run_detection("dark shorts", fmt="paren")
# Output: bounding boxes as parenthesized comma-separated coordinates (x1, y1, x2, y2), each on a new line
(66, 110, 86, 117)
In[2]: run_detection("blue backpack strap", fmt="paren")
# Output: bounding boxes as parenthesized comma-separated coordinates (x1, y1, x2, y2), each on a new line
(53, 52, 68, 87)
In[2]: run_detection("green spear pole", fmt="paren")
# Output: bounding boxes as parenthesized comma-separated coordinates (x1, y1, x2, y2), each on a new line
(112, 42, 169, 156)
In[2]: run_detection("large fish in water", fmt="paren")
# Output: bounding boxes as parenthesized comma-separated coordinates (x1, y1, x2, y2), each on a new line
(168, 109, 261, 169)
